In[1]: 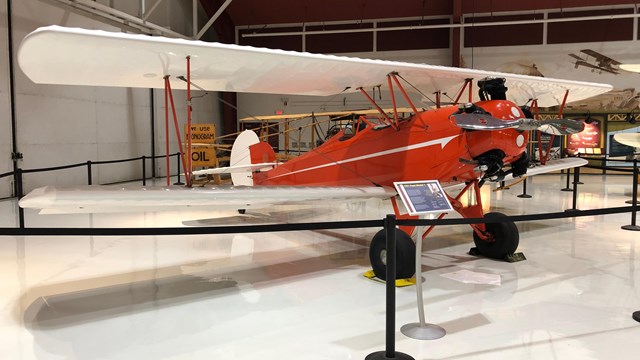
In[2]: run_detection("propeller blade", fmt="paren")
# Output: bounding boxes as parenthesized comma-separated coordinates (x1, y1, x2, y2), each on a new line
(535, 118, 585, 135)
(450, 113, 520, 130)
(451, 113, 584, 135)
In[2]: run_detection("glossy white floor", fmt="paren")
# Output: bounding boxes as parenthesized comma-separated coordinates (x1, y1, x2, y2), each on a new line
(1, 173, 639, 360)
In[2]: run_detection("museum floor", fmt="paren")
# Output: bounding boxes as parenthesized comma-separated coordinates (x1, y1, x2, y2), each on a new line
(1, 173, 639, 360)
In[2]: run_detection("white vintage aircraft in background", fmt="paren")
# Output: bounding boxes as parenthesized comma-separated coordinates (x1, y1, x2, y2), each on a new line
(17, 26, 612, 279)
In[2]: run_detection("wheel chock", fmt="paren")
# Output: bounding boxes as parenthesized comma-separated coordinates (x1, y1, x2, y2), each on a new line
(468, 247, 527, 263)
(363, 270, 416, 287)
(505, 252, 526, 262)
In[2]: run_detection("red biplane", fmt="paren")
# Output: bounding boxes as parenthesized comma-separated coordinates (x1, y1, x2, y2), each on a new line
(18, 26, 612, 279)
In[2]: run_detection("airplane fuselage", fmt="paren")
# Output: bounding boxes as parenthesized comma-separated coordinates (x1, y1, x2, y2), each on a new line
(254, 100, 529, 187)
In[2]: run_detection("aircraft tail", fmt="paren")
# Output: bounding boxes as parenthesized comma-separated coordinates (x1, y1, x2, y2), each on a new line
(229, 130, 277, 186)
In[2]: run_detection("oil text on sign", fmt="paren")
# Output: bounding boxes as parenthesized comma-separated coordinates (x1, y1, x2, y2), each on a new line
(188, 145, 217, 167)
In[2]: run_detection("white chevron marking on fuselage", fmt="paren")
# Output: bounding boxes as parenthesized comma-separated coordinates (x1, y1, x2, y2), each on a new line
(269, 134, 459, 180)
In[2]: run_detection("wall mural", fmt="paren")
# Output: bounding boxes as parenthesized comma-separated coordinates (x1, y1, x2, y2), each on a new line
(463, 40, 640, 161)
(463, 40, 640, 112)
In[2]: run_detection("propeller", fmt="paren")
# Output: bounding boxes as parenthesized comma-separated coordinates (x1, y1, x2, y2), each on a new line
(450, 113, 584, 135)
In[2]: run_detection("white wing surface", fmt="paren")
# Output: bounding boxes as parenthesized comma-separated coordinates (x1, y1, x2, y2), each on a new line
(502, 157, 588, 182)
(613, 133, 640, 148)
(19, 185, 396, 214)
(19, 26, 611, 107)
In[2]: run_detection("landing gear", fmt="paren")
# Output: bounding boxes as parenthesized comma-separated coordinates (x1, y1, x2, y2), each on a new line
(472, 212, 519, 259)
(369, 228, 416, 280)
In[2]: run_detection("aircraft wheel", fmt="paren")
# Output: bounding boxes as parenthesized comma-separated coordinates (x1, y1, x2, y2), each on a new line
(473, 212, 519, 259)
(369, 228, 416, 281)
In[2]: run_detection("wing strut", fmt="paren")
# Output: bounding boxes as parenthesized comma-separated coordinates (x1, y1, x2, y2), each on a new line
(537, 89, 569, 165)
(186, 56, 193, 185)
(388, 72, 419, 115)
(358, 72, 422, 130)
(453, 78, 474, 105)
(164, 76, 191, 186)
(358, 87, 395, 129)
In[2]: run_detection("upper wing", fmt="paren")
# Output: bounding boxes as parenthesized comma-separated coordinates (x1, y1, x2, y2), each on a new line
(239, 108, 417, 122)
(19, 26, 612, 107)
(19, 185, 397, 214)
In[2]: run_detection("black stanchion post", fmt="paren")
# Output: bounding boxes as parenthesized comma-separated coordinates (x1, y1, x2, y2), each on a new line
(174, 153, 184, 185)
(142, 155, 147, 186)
(366, 215, 414, 360)
(517, 176, 532, 198)
(626, 158, 638, 205)
(565, 166, 580, 212)
(622, 159, 640, 231)
(561, 167, 572, 192)
(86, 161, 92, 185)
(16, 168, 24, 228)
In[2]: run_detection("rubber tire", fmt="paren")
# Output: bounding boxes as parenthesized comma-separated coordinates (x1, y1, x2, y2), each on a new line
(473, 212, 519, 259)
(369, 228, 416, 281)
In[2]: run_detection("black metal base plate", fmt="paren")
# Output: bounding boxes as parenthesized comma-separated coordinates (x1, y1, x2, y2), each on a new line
(621, 225, 640, 231)
(365, 351, 415, 360)
(517, 194, 532, 198)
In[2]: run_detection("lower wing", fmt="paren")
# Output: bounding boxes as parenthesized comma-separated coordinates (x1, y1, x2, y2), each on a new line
(19, 185, 397, 214)
(503, 157, 588, 182)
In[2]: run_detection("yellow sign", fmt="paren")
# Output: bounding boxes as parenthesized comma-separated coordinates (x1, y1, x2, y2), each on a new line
(185, 123, 216, 144)
(188, 145, 217, 167)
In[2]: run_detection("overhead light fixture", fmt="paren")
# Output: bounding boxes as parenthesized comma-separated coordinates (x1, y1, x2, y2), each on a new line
(584, 111, 593, 124)
(626, 112, 637, 124)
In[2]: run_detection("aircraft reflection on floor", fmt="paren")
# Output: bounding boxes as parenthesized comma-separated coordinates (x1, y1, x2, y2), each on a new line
(3, 174, 640, 359)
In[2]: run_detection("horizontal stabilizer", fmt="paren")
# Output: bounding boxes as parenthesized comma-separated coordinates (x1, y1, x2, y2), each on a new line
(191, 163, 278, 176)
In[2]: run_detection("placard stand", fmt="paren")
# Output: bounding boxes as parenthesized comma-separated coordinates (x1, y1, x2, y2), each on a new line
(400, 213, 446, 340)
(393, 180, 452, 341)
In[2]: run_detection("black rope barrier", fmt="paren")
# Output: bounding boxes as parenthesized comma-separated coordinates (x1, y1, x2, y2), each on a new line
(0, 171, 14, 179)
(90, 156, 144, 166)
(9, 152, 181, 176)
(583, 164, 636, 173)
(0, 205, 634, 237)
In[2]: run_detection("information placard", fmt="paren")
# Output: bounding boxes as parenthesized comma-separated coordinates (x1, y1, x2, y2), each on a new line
(394, 180, 453, 216)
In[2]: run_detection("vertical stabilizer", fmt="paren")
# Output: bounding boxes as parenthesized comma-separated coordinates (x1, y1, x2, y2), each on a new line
(229, 130, 277, 186)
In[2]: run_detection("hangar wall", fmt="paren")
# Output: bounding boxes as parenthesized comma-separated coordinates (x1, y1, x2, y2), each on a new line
(235, 4, 640, 153)
(0, 0, 221, 197)
(0, 0, 11, 198)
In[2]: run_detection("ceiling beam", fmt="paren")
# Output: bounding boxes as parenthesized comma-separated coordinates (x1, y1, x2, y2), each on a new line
(196, 0, 233, 39)
(44, 0, 188, 38)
